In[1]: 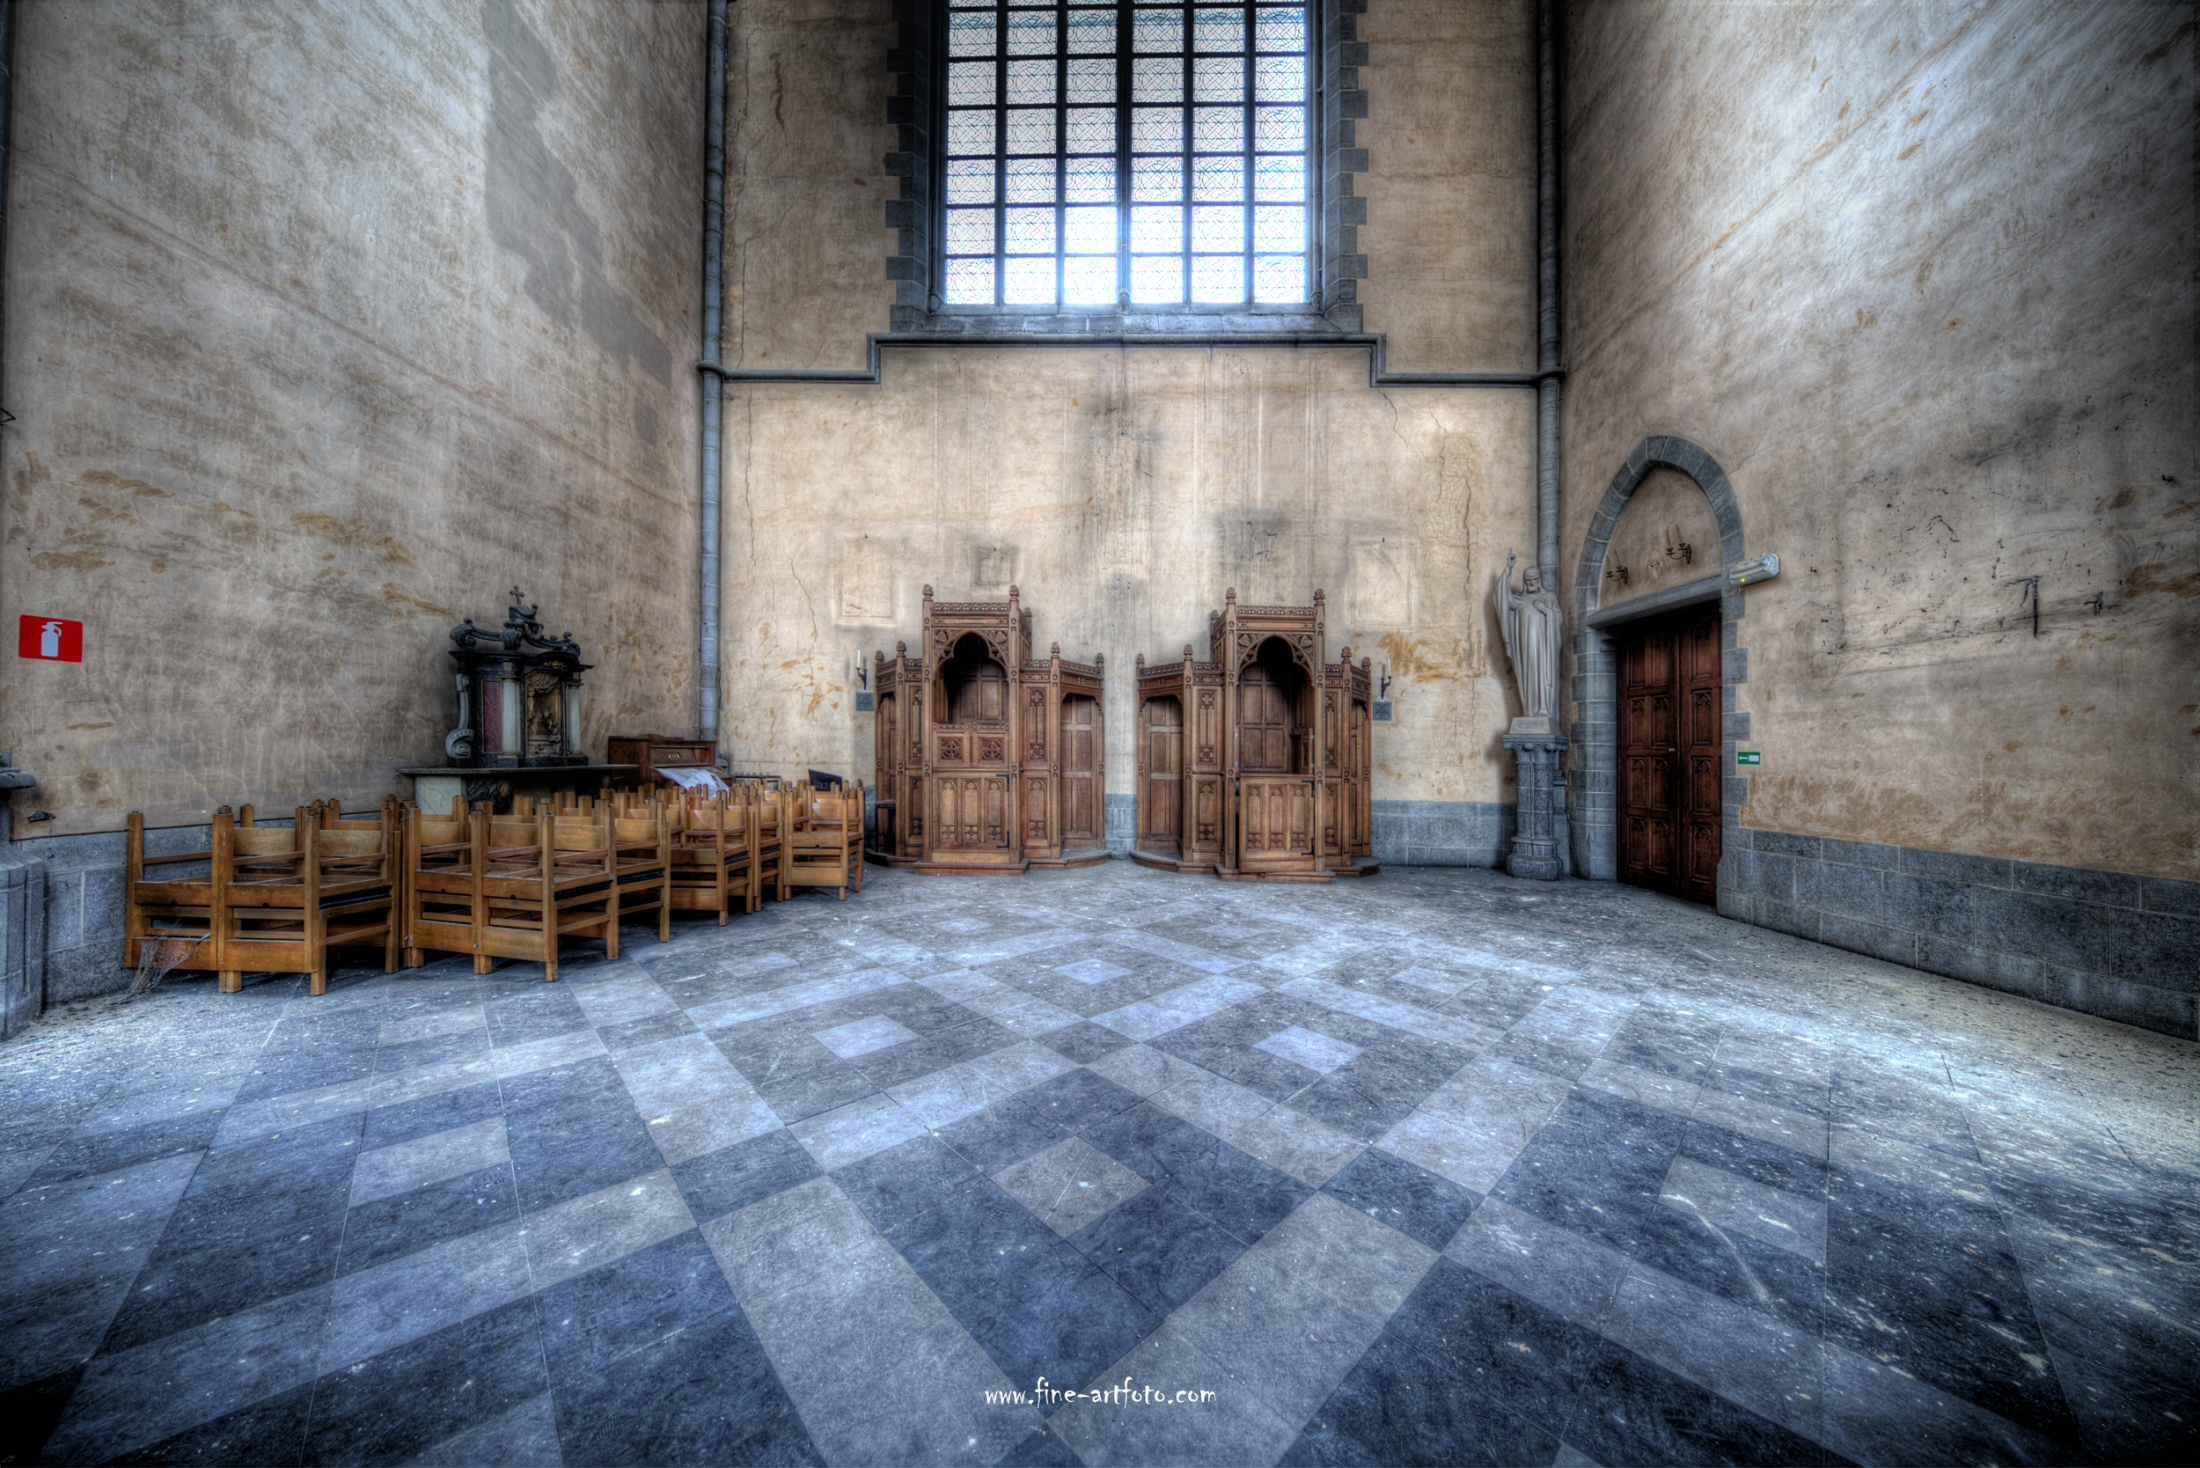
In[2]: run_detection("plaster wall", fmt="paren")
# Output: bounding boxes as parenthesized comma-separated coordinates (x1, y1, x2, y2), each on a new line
(1559, 0, 2199, 883)
(2, 0, 705, 841)
(719, 0, 1542, 826)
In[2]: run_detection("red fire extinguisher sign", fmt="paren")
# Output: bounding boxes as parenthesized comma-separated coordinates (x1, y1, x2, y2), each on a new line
(19, 616, 85, 662)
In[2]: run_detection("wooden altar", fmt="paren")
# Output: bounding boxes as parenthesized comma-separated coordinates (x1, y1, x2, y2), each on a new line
(870, 586, 1107, 874)
(1132, 589, 1376, 881)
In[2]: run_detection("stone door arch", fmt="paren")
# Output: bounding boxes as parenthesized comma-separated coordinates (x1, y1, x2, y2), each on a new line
(1569, 436, 1750, 908)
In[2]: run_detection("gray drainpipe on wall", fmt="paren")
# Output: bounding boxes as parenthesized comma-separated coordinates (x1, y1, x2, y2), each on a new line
(696, 0, 729, 743)
(1509, 0, 1571, 881)
(1535, 0, 1560, 575)
(0, 0, 48, 1037)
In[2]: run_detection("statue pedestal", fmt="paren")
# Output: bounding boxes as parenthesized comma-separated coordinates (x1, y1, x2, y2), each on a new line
(1502, 732, 1568, 881)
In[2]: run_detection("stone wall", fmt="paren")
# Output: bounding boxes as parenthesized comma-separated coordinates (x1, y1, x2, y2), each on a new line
(718, 0, 1543, 850)
(1557, 1, 2198, 1035)
(2, 0, 709, 1000)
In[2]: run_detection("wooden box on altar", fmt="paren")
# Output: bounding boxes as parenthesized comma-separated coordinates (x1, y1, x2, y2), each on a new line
(607, 735, 718, 789)
(1132, 589, 1376, 882)
(870, 586, 1106, 873)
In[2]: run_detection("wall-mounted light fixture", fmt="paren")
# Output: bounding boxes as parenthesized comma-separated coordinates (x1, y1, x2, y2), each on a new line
(853, 658, 875, 713)
(1728, 553, 1780, 587)
(1372, 663, 1396, 724)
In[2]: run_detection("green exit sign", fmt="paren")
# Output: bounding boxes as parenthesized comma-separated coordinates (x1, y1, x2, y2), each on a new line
(1737, 751, 1762, 766)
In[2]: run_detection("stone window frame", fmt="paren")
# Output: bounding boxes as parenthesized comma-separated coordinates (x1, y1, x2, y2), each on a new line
(1567, 436, 1751, 902)
(887, 0, 1368, 335)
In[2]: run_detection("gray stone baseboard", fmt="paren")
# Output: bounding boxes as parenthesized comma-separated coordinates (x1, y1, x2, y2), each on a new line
(15, 823, 225, 1008)
(1, 844, 49, 1038)
(1105, 793, 1136, 856)
(1371, 800, 1514, 868)
(1099, 796, 1514, 867)
(1723, 829, 2199, 1041)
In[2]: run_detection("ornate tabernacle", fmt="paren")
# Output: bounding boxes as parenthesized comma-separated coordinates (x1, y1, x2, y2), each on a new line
(445, 588, 589, 767)
(1132, 589, 1375, 882)
(870, 585, 1106, 874)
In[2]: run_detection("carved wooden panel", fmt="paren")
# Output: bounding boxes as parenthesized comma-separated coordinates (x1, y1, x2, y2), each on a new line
(1025, 775, 1050, 842)
(1141, 696, 1181, 846)
(1240, 776, 1313, 862)
(1061, 695, 1098, 845)
(937, 775, 1010, 850)
(1193, 775, 1220, 849)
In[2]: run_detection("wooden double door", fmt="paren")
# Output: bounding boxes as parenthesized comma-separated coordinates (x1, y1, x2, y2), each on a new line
(1618, 603, 1722, 904)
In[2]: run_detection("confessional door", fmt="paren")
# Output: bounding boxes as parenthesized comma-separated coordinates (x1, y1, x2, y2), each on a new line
(1141, 697, 1182, 851)
(1618, 603, 1722, 904)
(1060, 695, 1099, 848)
(1236, 666, 1294, 773)
(936, 775, 1011, 853)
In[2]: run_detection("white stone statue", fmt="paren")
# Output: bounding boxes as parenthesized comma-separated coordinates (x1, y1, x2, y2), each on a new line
(1500, 552, 1563, 736)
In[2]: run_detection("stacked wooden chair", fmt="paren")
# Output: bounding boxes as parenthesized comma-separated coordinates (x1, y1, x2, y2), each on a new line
(474, 808, 622, 982)
(402, 801, 486, 972)
(786, 785, 863, 901)
(610, 802, 675, 942)
(125, 802, 400, 995)
(666, 792, 762, 923)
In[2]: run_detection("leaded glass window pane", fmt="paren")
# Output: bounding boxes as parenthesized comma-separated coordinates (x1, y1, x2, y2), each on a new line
(1065, 205, 1117, 252)
(1253, 253, 1302, 302)
(1190, 253, 1244, 302)
(1192, 7, 1244, 51)
(946, 208, 997, 253)
(1132, 56, 1181, 102)
(1131, 204, 1182, 252)
(1067, 156, 1118, 202)
(1066, 108, 1116, 152)
(1192, 106, 1244, 152)
(1131, 7, 1182, 52)
(1192, 56, 1242, 102)
(1132, 156, 1183, 200)
(936, 2, 1311, 311)
(1005, 10, 1056, 53)
(1190, 204, 1243, 252)
(1006, 107, 1057, 153)
(944, 257, 996, 304)
(1130, 254, 1182, 303)
(1064, 255, 1118, 304)
(1005, 206, 1058, 252)
(1192, 156, 1243, 201)
(1007, 59, 1057, 103)
(947, 159, 997, 204)
(950, 62, 996, 106)
(1005, 158, 1056, 202)
(1065, 8, 1116, 52)
(1066, 58, 1115, 103)
(949, 12, 997, 56)
(1003, 255, 1056, 303)
(1253, 105, 1303, 151)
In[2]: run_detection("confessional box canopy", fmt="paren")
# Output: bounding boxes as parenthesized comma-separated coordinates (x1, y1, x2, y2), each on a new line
(1133, 589, 1374, 881)
(870, 585, 1105, 873)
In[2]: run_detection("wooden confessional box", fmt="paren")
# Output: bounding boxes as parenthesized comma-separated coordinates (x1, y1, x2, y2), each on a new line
(871, 585, 1108, 874)
(1132, 590, 1376, 882)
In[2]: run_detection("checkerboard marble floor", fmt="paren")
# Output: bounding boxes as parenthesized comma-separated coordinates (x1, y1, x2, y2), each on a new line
(2, 863, 2193, 1466)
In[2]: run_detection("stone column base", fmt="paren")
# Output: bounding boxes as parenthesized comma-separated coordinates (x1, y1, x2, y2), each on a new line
(1502, 733, 1569, 881)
